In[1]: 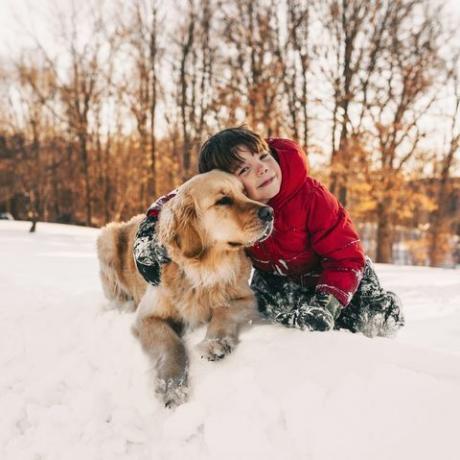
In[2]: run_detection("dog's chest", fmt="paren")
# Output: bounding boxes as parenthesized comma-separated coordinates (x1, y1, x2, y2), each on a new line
(183, 263, 237, 289)
(162, 254, 247, 328)
(173, 281, 233, 328)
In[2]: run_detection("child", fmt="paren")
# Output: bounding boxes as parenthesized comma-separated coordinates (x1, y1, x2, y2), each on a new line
(134, 127, 404, 337)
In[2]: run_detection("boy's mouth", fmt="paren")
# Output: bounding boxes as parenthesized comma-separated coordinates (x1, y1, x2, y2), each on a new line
(258, 176, 275, 188)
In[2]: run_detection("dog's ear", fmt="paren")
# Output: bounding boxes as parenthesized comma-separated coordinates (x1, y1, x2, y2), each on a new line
(158, 193, 205, 259)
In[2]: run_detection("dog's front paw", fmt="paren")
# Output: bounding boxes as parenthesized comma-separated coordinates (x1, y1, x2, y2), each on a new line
(197, 337, 237, 361)
(155, 377, 189, 409)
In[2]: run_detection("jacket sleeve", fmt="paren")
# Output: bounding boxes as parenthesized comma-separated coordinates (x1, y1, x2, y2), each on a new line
(133, 190, 177, 286)
(305, 181, 366, 306)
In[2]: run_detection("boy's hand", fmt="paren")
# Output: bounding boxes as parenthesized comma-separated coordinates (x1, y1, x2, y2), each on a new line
(312, 291, 342, 320)
(274, 292, 342, 331)
(134, 215, 171, 286)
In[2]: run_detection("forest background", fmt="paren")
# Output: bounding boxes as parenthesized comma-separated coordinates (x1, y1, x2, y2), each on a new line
(0, 0, 459, 267)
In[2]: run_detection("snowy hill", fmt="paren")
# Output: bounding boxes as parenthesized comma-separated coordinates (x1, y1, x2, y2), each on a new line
(1, 221, 460, 460)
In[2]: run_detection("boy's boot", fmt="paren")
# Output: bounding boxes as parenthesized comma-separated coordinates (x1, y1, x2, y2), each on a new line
(336, 259, 405, 337)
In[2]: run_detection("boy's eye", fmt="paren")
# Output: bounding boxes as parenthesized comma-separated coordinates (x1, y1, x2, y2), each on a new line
(215, 196, 233, 206)
(238, 166, 250, 175)
(260, 153, 269, 160)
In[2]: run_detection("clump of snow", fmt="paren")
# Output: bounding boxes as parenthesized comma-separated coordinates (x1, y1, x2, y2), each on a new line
(1, 221, 460, 460)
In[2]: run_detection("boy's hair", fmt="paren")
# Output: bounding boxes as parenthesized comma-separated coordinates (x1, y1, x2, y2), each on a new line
(198, 126, 269, 174)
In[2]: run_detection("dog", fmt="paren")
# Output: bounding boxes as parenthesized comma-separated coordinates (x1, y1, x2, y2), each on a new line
(97, 170, 274, 407)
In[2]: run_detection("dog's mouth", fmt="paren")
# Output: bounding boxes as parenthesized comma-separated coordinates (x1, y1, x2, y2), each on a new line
(255, 220, 273, 243)
(228, 241, 243, 248)
(227, 222, 273, 249)
(245, 220, 274, 246)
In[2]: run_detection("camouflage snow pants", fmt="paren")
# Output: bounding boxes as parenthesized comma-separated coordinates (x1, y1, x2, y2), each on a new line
(252, 258, 405, 337)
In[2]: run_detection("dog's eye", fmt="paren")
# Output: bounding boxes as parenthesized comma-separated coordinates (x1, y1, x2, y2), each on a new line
(215, 196, 233, 206)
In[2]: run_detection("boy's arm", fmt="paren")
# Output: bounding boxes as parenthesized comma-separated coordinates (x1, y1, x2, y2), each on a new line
(305, 181, 366, 306)
(133, 190, 177, 286)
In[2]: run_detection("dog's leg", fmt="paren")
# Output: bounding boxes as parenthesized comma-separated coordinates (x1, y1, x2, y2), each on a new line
(133, 315, 189, 408)
(198, 296, 256, 361)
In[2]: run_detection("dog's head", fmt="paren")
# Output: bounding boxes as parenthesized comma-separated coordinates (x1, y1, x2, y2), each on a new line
(157, 170, 273, 260)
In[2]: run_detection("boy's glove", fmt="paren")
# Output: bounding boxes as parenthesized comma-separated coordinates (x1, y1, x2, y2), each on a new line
(275, 292, 342, 331)
(133, 215, 171, 286)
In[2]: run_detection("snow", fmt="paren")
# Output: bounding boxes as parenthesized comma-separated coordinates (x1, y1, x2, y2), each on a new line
(1, 220, 460, 460)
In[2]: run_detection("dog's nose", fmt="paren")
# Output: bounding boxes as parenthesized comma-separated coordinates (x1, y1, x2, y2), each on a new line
(257, 206, 274, 222)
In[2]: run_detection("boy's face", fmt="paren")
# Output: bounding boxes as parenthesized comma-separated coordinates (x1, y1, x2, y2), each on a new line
(232, 146, 282, 203)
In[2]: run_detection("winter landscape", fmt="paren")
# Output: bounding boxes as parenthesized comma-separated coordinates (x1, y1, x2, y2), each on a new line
(1, 220, 460, 460)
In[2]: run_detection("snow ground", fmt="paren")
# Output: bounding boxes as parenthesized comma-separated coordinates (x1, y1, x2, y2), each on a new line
(1, 220, 460, 460)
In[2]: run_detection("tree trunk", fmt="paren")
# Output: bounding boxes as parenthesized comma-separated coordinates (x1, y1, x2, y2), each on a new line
(29, 219, 37, 233)
(375, 202, 393, 263)
(79, 137, 92, 226)
(428, 218, 449, 267)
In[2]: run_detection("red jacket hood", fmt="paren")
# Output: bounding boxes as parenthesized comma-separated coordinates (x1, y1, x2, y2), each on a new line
(267, 138, 309, 208)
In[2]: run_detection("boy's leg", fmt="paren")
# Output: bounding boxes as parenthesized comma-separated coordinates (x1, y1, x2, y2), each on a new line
(251, 269, 334, 331)
(335, 258, 404, 337)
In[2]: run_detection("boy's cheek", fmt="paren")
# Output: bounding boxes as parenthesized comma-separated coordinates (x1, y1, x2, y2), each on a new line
(233, 176, 250, 196)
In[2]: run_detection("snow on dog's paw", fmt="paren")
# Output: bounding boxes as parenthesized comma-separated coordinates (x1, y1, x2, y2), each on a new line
(155, 378, 189, 409)
(197, 337, 237, 361)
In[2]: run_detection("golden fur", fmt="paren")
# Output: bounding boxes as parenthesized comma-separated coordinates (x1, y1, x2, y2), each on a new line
(97, 170, 273, 407)
(97, 214, 147, 308)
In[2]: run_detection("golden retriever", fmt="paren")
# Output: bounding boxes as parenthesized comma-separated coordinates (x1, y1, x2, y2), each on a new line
(97, 170, 274, 407)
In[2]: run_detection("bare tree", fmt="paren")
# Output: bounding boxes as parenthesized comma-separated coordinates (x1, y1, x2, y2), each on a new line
(364, 1, 444, 262)
(218, 0, 285, 136)
(20, 5, 108, 226)
(428, 59, 460, 266)
(117, 0, 163, 201)
(174, 0, 215, 180)
(279, 0, 312, 150)
(11, 58, 58, 231)
(316, 0, 394, 206)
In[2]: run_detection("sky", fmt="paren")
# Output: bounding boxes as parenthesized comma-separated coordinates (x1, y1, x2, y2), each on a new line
(1, 0, 459, 59)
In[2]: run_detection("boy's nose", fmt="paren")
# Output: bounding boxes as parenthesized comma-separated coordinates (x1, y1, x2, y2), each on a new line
(256, 163, 268, 175)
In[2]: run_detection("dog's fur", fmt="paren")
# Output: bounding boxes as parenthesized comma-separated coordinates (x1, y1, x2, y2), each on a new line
(97, 170, 273, 407)
(97, 214, 147, 308)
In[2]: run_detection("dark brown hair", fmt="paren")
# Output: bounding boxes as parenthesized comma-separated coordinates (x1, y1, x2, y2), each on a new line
(198, 126, 269, 173)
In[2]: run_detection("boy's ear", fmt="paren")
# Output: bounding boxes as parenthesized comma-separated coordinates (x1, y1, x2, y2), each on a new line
(158, 193, 205, 259)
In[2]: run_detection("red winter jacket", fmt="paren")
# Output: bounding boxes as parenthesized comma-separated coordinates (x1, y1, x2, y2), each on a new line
(247, 138, 366, 306)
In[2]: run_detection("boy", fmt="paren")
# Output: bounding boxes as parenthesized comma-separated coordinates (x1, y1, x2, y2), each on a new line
(134, 127, 404, 337)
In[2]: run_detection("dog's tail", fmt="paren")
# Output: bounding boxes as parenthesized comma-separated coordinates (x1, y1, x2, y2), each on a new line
(97, 222, 134, 304)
